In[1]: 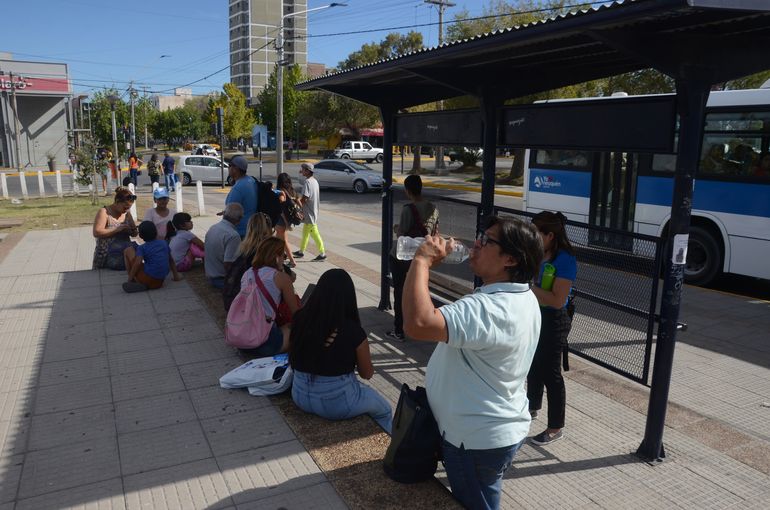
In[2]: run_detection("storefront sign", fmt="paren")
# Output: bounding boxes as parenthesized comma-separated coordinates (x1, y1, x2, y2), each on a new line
(0, 74, 70, 94)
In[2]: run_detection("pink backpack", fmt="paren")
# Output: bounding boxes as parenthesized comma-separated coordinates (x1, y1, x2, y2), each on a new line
(225, 268, 277, 349)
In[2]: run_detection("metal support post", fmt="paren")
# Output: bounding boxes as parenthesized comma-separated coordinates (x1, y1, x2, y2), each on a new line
(637, 76, 711, 463)
(276, 23, 285, 177)
(111, 107, 120, 187)
(9, 73, 27, 198)
(378, 106, 396, 311)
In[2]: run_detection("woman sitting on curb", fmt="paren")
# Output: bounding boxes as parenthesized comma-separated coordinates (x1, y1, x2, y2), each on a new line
(289, 268, 392, 434)
(92, 187, 138, 270)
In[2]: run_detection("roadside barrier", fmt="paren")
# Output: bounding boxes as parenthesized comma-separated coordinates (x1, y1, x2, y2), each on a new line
(55, 171, 63, 198)
(196, 180, 205, 216)
(1, 173, 7, 199)
(175, 185, 184, 213)
(37, 171, 45, 198)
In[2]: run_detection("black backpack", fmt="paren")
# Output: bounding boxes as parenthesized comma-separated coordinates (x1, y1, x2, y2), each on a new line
(383, 384, 442, 483)
(253, 178, 283, 227)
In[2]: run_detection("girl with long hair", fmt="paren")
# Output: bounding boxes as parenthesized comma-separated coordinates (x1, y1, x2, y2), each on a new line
(222, 212, 274, 310)
(275, 172, 299, 267)
(237, 237, 299, 358)
(289, 269, 392, 433)
(527, 211, 577, 446)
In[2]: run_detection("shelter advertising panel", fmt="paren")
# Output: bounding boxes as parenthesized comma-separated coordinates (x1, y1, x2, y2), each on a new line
(501, 96, 677, 153)
(394, 110, 481, 146)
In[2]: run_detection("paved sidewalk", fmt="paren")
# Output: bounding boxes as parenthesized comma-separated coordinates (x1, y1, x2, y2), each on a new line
(0, 211, 769, 509)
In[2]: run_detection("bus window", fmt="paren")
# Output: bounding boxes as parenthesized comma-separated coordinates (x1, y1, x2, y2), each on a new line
(700, 136, 762, 176)
(652, 154, 676, 173)
(533, 149, 590, 168)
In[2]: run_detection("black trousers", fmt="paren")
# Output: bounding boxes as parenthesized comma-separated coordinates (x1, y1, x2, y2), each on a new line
(527, 307, 572, 429)
(389, 255, 412, 336)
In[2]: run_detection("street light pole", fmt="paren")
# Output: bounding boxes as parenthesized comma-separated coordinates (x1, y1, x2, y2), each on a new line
(108, 95, 121, 186)
(277, 3, 346, 177)
(129, 84, 137, 153)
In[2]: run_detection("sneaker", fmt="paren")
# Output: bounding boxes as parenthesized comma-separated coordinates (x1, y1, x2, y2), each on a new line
(313, 253, 327, 261)
(385, 330, 405, 341)
(292, 251, 304, 258)
(122, 281, 148, 293)
(530, 429, 563, 446)
(530, 410, 539, 419)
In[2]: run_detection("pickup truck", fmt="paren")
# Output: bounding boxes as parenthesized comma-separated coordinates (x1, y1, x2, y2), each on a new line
(333, 141, 384, 163)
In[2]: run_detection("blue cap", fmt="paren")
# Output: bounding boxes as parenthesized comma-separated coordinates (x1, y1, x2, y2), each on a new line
(153, 187, 170, 199)
(230, 155, 249, 172)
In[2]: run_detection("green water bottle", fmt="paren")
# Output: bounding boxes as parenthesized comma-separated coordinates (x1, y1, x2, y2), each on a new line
(541, 263, 556, 291)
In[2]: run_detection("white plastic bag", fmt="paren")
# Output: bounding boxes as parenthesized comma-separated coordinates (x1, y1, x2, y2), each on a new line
(247, 365, 294, 396)
(219, 354, 289, 389)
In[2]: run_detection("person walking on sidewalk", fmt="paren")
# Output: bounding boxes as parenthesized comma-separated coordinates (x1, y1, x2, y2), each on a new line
(275, 172, 300, 267)
(293, 163, 326, 261)
(225, 155, 258, 239)
(128, 152, 142, 186)
(402, 217, 543, 510)
(387, 175, 438, 341)
(162, 152, 176, 191)
(527, 211, 577, 447)
(147, 153, 161, 186)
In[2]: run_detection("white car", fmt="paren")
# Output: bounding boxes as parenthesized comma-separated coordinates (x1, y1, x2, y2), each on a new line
(190, 144, 219, 157)
(333, 141, 384, 163)
(177, 155, 230, 186)
(310, 159, 384, 193)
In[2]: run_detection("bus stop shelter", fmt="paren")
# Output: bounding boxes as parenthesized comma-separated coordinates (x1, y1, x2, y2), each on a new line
(297, 0, 770, 462)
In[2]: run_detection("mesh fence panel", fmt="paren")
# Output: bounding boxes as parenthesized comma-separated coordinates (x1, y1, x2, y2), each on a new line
(390, 193, 661, 385)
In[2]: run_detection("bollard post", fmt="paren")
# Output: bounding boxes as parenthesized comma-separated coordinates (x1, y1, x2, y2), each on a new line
(128, 183, 138, 220)
(175, 185, 183, 213)
(37, 171, 45, 198)
(196, 180, 205, 216)
(55, 170, 63, 198)
(1, 173, 8, 199)
(19, 170, 28, 198)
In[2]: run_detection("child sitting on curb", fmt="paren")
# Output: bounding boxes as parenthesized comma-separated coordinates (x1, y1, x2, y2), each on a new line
(123, 221, 181, 293)
(167, 212, 205, 272)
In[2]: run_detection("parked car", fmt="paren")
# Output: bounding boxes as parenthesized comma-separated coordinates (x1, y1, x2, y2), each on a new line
(190, 144, 219, 157)
(333, 141, 384, 163)
(448, 147, 484, 162)
(177, 155, 230, 186)
(311, 159, 384, 193)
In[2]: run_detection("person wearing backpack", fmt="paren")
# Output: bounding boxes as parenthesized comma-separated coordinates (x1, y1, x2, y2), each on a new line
(275, 172, 302, 268)
(386, 175, 439, 341)
(225, 155, 258, 238)
(230, 237, 300, 358)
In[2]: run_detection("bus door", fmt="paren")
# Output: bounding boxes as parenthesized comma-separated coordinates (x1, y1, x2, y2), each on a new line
(588, 151, 638, 250)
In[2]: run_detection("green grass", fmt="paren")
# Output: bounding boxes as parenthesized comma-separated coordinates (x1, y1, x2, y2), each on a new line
(0, 195, 154, 233)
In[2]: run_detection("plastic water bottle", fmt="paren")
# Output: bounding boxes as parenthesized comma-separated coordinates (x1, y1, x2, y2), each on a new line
(540, 263, 556, 291)
(395, 236, 470, 264)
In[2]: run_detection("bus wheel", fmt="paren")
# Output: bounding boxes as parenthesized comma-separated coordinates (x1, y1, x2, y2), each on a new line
(684, 226, 721, 286)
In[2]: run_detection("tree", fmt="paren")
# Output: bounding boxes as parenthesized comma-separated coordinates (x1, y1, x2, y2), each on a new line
(208, 83, 256, 144)
(254, 65, 307, 139)
(88, 89, 129, 154)
(338, 31, 424, 71)
(152, 103, 208, 149)
(134, 96, 156, 148)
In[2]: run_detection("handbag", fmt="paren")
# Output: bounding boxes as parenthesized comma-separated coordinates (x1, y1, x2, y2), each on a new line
(285, 196, 304, 226)
(254, 271, 293, 326)
(383, 384, 442, 483)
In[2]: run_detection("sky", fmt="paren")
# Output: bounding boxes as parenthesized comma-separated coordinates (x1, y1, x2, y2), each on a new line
(0, 0, 509, 99)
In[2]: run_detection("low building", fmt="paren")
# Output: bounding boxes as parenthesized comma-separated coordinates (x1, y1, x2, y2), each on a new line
(151, 88, 193, 112)
(0, 56, 72, 170)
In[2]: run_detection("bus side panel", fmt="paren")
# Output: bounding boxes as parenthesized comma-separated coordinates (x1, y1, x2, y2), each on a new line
(526, 168, 591, 222)
(729, 235, 770, 280)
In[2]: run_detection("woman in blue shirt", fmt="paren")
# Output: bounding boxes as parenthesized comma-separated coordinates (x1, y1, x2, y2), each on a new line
(528, 211, 577, 446)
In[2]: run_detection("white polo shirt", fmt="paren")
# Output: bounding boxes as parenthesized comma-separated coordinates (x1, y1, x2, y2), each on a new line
(427, 282, 541, 450)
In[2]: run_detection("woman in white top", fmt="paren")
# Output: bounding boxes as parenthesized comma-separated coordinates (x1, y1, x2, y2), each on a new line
(143, 187, 176, 240)
(238, 237, 300, 358)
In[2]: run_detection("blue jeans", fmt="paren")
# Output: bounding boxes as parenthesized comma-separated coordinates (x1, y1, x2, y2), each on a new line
(442, 438, 524, 510)
(209, 276, 224, 289)
(238, 323, 283, 358)
(164, 173, 176, 190)
(291, 371, 392, 434)
(129, 168, 138, 185)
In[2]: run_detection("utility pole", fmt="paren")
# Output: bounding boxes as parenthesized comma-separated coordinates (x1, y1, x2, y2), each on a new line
(142, 85, 149, 148)
(425, 0, 454, 175)
(9, 72, 28, 197)
(129, 83, 137, 153)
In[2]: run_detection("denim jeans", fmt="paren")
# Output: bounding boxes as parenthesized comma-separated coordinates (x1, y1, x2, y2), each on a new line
(441, 438, 524, 510)
(209, 276, 224, 289)
(129, 168, 138, 186)
(291, 370, 392, 434)
(164, 173, 176, 190)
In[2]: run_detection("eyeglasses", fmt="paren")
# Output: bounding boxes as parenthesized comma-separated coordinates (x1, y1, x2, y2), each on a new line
(476, 232, 502, 247)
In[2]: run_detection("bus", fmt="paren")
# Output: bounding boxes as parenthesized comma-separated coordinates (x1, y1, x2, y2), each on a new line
(523, 88, 770, 286)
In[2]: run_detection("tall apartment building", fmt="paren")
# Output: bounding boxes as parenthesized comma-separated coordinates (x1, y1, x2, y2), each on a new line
(229, 0, 307, 105)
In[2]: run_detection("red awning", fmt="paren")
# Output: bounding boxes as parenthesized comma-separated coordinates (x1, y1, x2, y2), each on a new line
(360, 128, 383, 137)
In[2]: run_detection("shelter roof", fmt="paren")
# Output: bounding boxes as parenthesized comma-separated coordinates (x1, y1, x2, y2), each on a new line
(297, 0, 770, 108)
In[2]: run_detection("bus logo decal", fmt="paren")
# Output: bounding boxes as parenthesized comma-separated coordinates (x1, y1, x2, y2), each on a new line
(534, 175, 561, 189)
